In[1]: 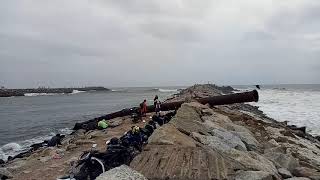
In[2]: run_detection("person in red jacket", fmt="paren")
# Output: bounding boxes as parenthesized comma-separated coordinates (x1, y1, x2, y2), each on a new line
(140, 99, 147, 117)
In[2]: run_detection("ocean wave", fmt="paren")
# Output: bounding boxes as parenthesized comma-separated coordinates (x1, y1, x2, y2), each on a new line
(24, 93, 62, 96)
(158, 88, 179, 93)
(71, 90, 85, 94)
(0, 128, 74, 161)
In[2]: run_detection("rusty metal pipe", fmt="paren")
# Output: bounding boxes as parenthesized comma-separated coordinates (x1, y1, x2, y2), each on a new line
(73, 90, 259, 130)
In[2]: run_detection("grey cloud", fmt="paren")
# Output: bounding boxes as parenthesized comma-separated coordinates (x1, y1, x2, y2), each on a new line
(0, 0, 319, 88)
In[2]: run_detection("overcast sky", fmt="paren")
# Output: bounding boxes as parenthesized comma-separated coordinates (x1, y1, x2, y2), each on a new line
(0, 0, 319, 88)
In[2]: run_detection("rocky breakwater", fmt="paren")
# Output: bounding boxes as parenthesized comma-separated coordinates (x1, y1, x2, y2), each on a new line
(130, 87, 320, 179)
(2, 84, 320, 180)
(0, 86, 110, 97)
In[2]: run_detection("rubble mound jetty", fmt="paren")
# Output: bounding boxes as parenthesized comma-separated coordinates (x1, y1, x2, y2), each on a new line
(0, 86, 110, 97)
(1, 84, 320, 180)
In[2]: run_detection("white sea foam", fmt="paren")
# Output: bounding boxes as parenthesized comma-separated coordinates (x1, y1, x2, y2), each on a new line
(249, 88, 320, 135)
(0, 128, 73, 161)
(158, 88, 179, 93)
(24, 93, 60, 96)
(71, 90, 85, 94)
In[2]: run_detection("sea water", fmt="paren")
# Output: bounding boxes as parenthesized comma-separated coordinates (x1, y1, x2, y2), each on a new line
(0, 87, 180, 160)
(1, 84, 319, 160)
(236, 84, 320, 135)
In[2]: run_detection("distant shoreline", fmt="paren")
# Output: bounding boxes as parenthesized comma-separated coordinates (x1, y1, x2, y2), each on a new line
(0, 86, 110, 97)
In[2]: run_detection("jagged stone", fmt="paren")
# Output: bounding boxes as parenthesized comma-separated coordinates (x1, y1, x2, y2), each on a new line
(226, 149, 278, 175)
(74, 140, 95, 145)
(108, 118, 124, 127)
(96, 165, 148, 180)
(264, 147, 299, 171)
(66, 144, 77, 151)
(234, 170, 274, 180)
(278, 168, 293, 178)
(232, 131, 259, 151)
(148, 124, 196, 147)
(86, 130, 107, 139)
(169, 103, 210, 136)
(292, 167, 320, 180)
(207, 128, 247, 152)
(0, 168, 13, 179)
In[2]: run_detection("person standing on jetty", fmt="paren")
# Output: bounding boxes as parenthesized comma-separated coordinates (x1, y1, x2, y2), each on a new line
(154, 95, 161, 115)
(140, 99, 147, 117)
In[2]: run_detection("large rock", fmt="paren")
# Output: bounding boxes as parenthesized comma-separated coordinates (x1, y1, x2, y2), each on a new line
(169, 103, 210, 136)
(202, 111, 259, 150)
(292, 167, 320, 180)
(232, 131, 259, 151)
(264, 147, 299, 171)
(108, 118, 124, 127)
(234, 170, 274, 180)
(278, 168, 293, 179)
(0, 168, 13, 179)
(202, 128, 247, 152)
(86, 130, 107, 139)
(74, 140, 95, 145)
(148, 124, 196, 147)
(226, 149, 278, 175)
(96, 165, 148, 180)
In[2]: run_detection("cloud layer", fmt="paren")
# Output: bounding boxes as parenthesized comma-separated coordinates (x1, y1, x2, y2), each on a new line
(0, 0, 319, 88)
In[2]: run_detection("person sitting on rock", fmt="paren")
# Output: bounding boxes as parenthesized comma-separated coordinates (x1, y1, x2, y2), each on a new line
(47, 134, 64, 147)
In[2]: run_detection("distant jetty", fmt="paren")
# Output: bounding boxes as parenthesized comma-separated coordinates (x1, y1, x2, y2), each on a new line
(0, 86, 110, 97)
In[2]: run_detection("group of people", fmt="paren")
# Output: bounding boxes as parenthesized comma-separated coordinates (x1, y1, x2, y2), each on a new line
(139, 95, 162, 118)
(71, 110, 176, 179)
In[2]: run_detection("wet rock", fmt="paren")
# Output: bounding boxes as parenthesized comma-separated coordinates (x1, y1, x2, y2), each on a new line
(234, 170, 274, 180)
(0, 159, 5, 165)
(278, 168, 293, 179)
(292, 167, 320, 180)
(96, 165, 148, 180)
(0, 168, 13, 179)
(148, 124, 196, 147)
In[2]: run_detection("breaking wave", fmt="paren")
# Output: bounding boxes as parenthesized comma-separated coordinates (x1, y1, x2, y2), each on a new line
(158, 88, 179, 93)
(24, 93, 62, 96)
(0, 128, 73, 161)
(71, 90, 85, 94)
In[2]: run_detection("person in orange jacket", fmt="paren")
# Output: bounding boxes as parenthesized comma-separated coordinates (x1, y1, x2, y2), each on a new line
(140, 99, 147, 117)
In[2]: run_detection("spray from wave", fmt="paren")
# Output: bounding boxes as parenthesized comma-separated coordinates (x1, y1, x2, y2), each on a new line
(0, 128, 73, 161)
(71, 90, 85, 94)
(24, 93, 62, 96)
(158, 88, 179, 93)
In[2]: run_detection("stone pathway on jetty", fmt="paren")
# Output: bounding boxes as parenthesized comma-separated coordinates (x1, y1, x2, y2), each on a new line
(2, 84, 320, 180)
